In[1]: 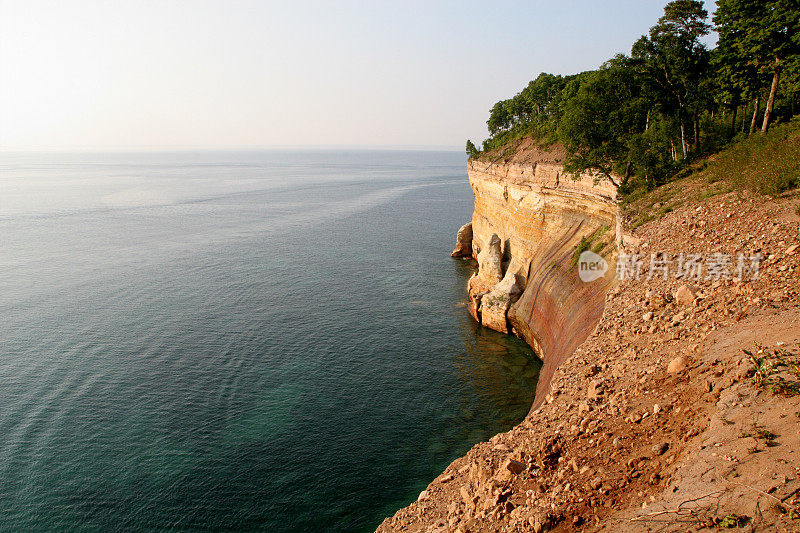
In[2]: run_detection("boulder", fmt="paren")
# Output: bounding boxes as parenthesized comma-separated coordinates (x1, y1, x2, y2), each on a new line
(648, 292, 668, 309)
(651, 442, 670, 456)
(503, 459, 526, 476)
(587, 379, 606, 400)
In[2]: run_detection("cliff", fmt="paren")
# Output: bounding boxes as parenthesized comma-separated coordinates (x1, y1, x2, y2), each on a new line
(378, 139, 800, 532)
(461, 142, 620, 405)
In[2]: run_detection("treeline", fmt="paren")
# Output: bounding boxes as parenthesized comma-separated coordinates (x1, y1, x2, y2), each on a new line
(468, 0, 800, 193)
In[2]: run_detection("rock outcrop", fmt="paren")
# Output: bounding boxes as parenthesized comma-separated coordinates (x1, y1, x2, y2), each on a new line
(451, 222, 473, 257)
(462, 144, 620, 405)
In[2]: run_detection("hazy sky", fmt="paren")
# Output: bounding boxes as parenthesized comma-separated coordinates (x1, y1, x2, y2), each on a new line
(0, 0, 716, 150)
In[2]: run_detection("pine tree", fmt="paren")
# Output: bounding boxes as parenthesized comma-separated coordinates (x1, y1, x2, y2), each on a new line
(466, 140, 480, 158)
(632, 0, 711, 159)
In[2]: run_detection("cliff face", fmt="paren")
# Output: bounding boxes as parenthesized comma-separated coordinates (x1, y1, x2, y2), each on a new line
(462, 149, 620, 405)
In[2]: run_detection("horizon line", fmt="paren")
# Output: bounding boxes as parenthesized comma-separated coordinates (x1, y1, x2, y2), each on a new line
(0, 143, 465, 153)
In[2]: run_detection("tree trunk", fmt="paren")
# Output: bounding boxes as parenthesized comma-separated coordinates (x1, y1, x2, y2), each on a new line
(762, 64, 781, 133)
(679, 121, 688, 159)
(693, 112, 699, 151)
(624, 161, 632, 187)
(730, 104, 738, 136)
(749, 96, 760, 135)
(742, 101, 749, 133)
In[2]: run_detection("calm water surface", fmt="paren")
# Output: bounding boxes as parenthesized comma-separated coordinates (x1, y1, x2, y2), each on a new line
(0, 150, 540, 532)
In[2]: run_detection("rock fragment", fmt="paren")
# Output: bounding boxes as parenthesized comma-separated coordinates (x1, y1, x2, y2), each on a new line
(674, 285, 697, 306)
(667, 356, 687, 373)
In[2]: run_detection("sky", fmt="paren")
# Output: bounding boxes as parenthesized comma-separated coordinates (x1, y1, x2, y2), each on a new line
(0, 0, 717, 150)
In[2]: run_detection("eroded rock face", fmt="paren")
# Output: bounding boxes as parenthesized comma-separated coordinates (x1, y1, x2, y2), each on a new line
(462, 151, 621, 406)
(475, 234, 503, 285)
(478, 272, 520, 334)
(451, 222, 473, 258)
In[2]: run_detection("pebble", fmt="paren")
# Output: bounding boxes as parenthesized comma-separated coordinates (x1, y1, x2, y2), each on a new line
(651, 442, 669, 456)
(667, 356, 687, 373)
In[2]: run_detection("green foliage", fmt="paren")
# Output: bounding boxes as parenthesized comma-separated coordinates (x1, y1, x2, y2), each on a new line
(466, 139, 479, 158)
(571, 236, 593, 267)
(633, 1, 711, 154)
(475, 0, 800, 195)
(745, 343, 800, 396)
(714, 0, 800, 132)
(570, 225, 609, 267)
(717, 514, 750, 528)
(559, 56, 647, 181)
(754, 428, 778, 443)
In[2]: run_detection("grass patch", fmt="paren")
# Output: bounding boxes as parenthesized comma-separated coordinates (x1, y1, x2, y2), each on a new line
(751, 427, 779, 447)
(754, 428, 777, 441)
(744, 344, 800, 397)
(716, 514, 750, 528)
(571, 225, 610, 266)
(702, 118, 800, 196)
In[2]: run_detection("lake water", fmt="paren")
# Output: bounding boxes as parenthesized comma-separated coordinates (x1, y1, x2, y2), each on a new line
(0, 150, 540, 531)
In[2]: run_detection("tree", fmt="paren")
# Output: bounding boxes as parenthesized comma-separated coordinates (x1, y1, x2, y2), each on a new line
(558, 56, 647, 184)
(487, 100, 512, 135)
(632, 0, 711, 158)
(714, 0, 800, 132)
(466, 139, 479, 158)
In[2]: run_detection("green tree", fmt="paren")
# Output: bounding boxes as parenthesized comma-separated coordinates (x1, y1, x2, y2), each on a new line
(714, 0, 800, 133)
(632, 0, 711, 159)
(558, 56, 647, 184)
(466, 139, 479, 158)
(487, 100, 512, 135)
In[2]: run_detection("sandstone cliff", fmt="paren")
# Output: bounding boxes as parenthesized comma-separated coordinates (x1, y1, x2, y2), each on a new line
(378, 154, 800, 532)
(462, 143, 620, 405)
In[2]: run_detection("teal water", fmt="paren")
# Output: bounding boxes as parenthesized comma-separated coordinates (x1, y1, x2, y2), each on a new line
(0, 150, 540, 532)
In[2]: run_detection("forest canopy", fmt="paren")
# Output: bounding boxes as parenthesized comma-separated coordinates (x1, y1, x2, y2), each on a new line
(467, 0, 800, 194)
